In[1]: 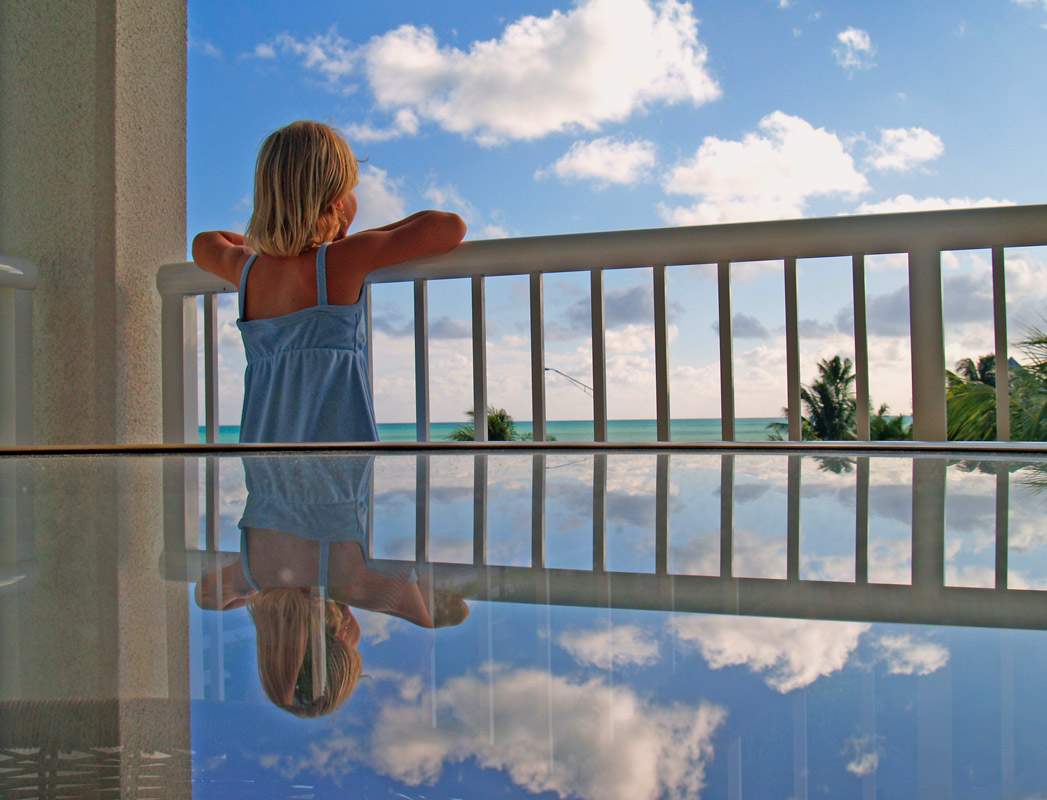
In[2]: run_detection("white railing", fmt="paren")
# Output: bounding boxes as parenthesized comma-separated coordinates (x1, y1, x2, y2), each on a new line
(157, 205, 1047, 444)
(0, 254, 35, 447)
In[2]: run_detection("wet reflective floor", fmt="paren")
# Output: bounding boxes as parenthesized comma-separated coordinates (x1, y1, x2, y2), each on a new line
(3, 449, 1047, 799)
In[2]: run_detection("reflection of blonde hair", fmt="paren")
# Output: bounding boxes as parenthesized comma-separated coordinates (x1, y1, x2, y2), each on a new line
(245, 121, 359, 257)
(249, 588, 362, 717)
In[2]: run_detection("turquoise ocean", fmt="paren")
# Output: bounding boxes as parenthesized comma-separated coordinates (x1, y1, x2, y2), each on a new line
(202, 418, 783, 444)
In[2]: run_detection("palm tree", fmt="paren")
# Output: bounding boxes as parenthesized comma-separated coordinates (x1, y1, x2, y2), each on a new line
(947, 325, 1047, 441)
(800, 355, 857, 440)
(870, 403, 912, 441)
(448, 406, 531, 441)
(768, 355, 858, 440)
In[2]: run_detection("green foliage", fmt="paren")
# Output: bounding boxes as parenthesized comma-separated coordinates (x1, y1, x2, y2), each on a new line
(870, 403, 912, 441)
(947, 326, 1047, 442)
(447, 406, 548, 441)
(765, 357, 910, 441)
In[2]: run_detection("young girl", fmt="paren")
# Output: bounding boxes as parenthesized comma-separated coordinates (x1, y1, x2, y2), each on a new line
(192, 120, 467, 443)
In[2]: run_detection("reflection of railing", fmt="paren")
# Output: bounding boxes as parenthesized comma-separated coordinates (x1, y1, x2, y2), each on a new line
(0, 254, 35, 447)
(157, 205, 1047, 444)
(161, 449, 1047, 630)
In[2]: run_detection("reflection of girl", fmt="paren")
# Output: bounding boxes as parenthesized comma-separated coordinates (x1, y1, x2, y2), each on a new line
(195, 455, 468, 717)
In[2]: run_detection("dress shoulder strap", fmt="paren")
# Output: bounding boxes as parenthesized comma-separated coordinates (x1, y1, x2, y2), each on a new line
(238, 253, 259, 320)
(316, 243, 329, 306)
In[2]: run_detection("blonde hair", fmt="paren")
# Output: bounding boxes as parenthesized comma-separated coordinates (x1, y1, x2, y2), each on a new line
(249, 588, 363, 717)
(245, 121, 359, 257)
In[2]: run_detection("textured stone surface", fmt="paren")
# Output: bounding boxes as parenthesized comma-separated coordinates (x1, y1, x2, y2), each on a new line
(0, 0, 187, 445)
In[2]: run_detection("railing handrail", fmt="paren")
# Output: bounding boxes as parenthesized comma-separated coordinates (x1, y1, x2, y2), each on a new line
(158, 204, 1047, 294)
(0, 254, 38, 291)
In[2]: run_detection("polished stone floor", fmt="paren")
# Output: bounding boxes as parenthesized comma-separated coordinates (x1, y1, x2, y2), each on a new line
(2, 449, 1046, 799)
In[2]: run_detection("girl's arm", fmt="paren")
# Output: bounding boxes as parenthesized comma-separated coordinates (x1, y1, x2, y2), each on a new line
(339, 210, 467, 274)
(192, 230, 252, 284)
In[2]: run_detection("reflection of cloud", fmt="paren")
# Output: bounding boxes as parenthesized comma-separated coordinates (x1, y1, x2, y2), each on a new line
(355, 608, 404, 644)
(876, 634, 948, 676)
(370, 666, 725, 800)
(558, 625, 660, 668)
(844, 735, 879, 777)
(259, 735, 364, 781)
(672, 615, 870, 692)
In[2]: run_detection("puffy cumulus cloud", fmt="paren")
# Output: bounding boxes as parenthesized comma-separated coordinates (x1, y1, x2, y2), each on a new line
(369, 665, 725, 800)
(875, 634, 949, 676)
(538, 137, 658, 186)
(865, 127, 944, 172)
(834, 27, 876, 72)
(661, 112, 868, 225)
(367, 0, 719, 143)
(558, 625, 660, 668)
(275, 1, 719, 144)
(672, 615, 870, 693)
(345, 109, 420, 143)
(563, 283, 681, 332)
(855, 194, 1012, 215)
(1012, 0, 1047, 9)
(258, 734, 364, 781)
(352, 166, 407, 230)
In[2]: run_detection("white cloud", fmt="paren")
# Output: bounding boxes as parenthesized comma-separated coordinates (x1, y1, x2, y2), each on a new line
(345, 109, 420, 143)
(661, 111, 868, 224)
(539, 137, 658, 186)
(834, 27, 876, 72)
(855, 194, 1013, 214)
(1012, 0, 1047, 9)
(844, 735, 880, 777)
(352, 166, 407, 231)
(272, 28, 358, 89)
(369, 666, 726, 800)
(252, 42, 276, 59)
(876, 634, 949, 675)
(672, 614, 870, 692)
(865, 128, 944, 172)
(188, 36, 222, 59)
(275, 0, 719, 144)
(558, 625, 660, 668)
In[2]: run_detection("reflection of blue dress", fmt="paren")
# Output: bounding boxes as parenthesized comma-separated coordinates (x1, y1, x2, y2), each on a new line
(238, 455, 386, 597)
(236, 243, 379, 444)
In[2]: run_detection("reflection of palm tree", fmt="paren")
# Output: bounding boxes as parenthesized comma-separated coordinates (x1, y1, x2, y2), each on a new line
(947, 325, 1047, 441)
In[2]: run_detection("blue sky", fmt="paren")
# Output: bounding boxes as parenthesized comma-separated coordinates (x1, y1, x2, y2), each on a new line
(188, 0, 1047, 425)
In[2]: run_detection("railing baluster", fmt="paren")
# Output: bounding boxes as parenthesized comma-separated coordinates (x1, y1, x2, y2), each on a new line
(161, 294, 198, 444)
(852, 255, 871, 441)
(995, 469, 1010, 589)
(531, 454, 546, 568)
(720, 454, 734, 579)
(717, 262, 735, 441)
(992, 246, 1010, 442)
(205, 455, 219, 551)
(414, 280, 431, 443)
(203, 293, 219, 444)
(911, 459, 946, 591)
(472, 276, 488, 442)
(591, 270, 608, 442)
(474, 454, 488, 566)
(856, 456, 870, 584)
(653, 265, 671, 442)
(787, 455, 801, 580)
(908, 248, 947, 441)
(530, 273, 547, 443)
(593, 453, 607, 571)
(784, 258, 801, 441)
(655, 454, 670, 575)
(366, 283, 374, 394)
(415, 455, 430, 564)
(0, 288, 33, 446)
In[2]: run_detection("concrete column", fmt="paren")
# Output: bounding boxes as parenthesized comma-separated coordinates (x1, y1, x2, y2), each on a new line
(0, 0, 186, 445)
